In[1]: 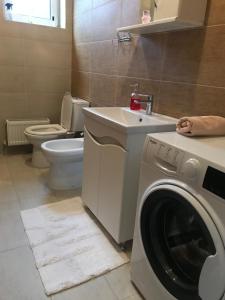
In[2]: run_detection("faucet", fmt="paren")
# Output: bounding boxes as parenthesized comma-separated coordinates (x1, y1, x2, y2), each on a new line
(130, 84, 154, 115)
(134, 94, 154, 115)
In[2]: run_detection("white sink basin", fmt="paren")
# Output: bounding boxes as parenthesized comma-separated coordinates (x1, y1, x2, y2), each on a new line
(83, 107, 177, 133)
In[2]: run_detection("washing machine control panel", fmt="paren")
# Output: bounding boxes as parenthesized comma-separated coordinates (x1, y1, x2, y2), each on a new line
(147, 138, 184, 169)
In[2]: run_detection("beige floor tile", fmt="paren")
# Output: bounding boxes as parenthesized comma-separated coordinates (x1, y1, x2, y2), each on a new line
(0, 246, 50, 300)
(52, 276, 118, 300)
(123, 294, 143, 300)
(0, 155, 11, 183)
(0, 182, 28, 252)
(105, 264, 140, 300)
(6, 154, 57, 210)
(0, 153, 135, 300)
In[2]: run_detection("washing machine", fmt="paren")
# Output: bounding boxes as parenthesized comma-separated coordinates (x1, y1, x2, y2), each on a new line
(131, 132, 225, 300)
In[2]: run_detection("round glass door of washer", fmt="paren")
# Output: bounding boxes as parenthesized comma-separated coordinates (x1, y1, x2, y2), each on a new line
(140, 185, 225, 300)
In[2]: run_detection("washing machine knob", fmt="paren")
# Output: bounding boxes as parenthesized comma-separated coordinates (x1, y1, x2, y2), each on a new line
(182, 159, 200, 180)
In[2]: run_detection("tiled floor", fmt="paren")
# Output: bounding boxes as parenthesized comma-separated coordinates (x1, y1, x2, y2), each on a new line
(0, 152, 142, 300)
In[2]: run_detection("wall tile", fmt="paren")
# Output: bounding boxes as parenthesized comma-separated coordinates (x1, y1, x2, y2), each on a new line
(157, 82, 196, 118)
(92, 0, 121, 41)
(121, 0, 140, 28)
(163, 26, 225, 87)
(25, 67, 70, 93)
(0, 92, 28, 117)
(73, 10, 93, 43)
(0, 66, 25, 93)
(158, 82, 225, 118)
(205, 0, 225, 26)
(24, 40, 71, 68)
(0, 18, 24, 38)
(0, 37, 24, 66)
(118, 34, 166, 80)
(74, 0, 92, 15)
(73, 43, 91, 72)
(27, 93, 63, 122)
(91, 40, 118, 75)
(72, 71, 91, 101)
(162, 28, 205, 85)
(90, 73, 117, 106)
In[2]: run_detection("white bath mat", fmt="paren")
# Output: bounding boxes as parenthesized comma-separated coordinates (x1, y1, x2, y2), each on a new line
(20, 197, 129, 295)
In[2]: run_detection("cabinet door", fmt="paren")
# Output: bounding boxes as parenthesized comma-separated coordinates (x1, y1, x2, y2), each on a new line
(98, 144, 127, 243)
(82, 128, 101, 216)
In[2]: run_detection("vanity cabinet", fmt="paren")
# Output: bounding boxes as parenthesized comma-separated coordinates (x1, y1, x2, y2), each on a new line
(82, 129, 101, 216)
(82, 107, 177, 244)
(82, 128, 127, 243)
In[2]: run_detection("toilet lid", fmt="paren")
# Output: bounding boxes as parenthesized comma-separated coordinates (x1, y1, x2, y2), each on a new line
(25, 124, 67, 136)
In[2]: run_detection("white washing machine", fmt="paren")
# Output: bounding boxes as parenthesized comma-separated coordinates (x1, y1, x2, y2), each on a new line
(131, 132, 225, 300)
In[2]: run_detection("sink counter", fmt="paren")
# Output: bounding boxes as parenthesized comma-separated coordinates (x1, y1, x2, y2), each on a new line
(83, 107, 177, 134)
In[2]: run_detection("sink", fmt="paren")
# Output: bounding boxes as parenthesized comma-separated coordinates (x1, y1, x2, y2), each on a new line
(83, 107, 177, 133)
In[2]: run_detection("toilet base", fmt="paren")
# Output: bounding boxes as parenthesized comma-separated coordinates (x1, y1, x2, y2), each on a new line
(32, 146, 50, 168)
(48, 161, 83, 190)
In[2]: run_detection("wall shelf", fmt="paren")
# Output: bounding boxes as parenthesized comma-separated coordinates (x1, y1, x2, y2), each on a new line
(117, 17, 203, 35)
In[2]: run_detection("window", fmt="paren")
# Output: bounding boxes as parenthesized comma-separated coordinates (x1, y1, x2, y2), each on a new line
(3, 0, 66, 28)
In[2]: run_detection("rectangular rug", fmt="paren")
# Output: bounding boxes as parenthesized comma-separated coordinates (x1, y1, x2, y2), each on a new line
(20, 197, 129, 295)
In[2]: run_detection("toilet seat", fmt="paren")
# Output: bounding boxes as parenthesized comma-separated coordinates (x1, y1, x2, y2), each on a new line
(25, 124, 67, 136)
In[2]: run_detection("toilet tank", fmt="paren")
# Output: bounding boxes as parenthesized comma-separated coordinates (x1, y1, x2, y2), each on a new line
(71, 98, 89, 132)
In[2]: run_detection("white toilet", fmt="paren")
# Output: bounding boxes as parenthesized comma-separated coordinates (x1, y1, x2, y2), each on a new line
(41, 138, 84, 190)
(24, 93, 89, 168)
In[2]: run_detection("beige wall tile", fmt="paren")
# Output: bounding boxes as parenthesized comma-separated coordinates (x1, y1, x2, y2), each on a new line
(0, 93, 28, 117)
(91, 40, 118, 75)
(72, 71, 91, 101)
(73, 43, 91, 72)
(74, 0, 92, 16)
(27, 93, 63, 122)
(25, 67, 70, 93)
(24, 40, 71, 68)
(0, 37, 24, 66)
(158, 82, 225, 118)
(0, 66, 25, 92)
(163, 26, 225, 87)
(206, 0, 225, 25)
(118, 34, 166, 80)
(90, 73, 117, 106)
(121, 0, 140, 27)
(73, 10, 93, 43)
(92, 0, 121, 41)
(157, 82, 196, 118)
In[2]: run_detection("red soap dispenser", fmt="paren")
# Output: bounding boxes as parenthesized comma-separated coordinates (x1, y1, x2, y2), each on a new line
(130, 83, 141, 110)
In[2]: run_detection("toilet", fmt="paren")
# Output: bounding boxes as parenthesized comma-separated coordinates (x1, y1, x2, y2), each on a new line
(41, 138, 84, 190)
(24, 93, 89, 168)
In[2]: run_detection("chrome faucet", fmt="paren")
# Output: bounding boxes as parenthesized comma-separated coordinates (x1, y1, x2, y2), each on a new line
(134, 94, 154, 115)
(130, 84, 154, 115)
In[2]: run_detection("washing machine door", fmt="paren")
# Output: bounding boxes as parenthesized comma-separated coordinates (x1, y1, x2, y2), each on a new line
(140, 184, 225, 300)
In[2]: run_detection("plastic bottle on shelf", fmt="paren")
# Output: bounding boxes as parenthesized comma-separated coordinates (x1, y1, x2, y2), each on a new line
(142, 10, 151, 24)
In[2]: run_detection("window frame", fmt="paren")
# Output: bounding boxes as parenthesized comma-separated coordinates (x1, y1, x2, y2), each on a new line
(3, 0, 62, 28)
